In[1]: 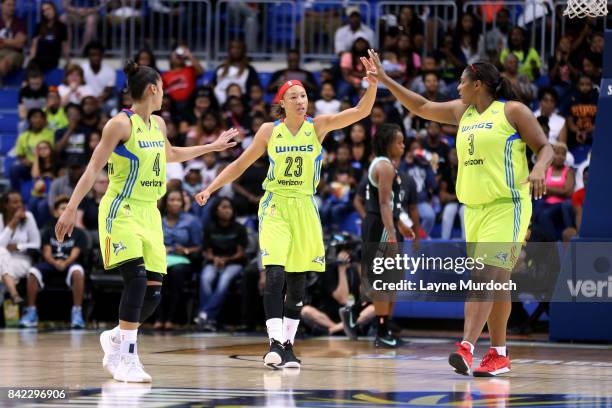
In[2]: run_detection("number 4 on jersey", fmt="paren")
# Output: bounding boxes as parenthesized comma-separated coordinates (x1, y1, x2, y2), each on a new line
(153, 153, 161, 177)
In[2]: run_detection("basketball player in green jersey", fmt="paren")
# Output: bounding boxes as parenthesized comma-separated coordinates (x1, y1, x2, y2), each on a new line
(195, 66, 378, 369)
(364, 53, 553, 376)
(55, 60, 238, 382)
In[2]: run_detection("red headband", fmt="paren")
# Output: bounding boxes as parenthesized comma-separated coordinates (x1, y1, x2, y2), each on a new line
(273, 80, 305, 104)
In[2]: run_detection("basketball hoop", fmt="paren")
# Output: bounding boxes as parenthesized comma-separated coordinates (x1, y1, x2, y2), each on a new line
(563, 0, 608, 18)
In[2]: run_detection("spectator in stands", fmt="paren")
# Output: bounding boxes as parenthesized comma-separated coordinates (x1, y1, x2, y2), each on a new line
(421, 71, 448, 103)
(109, 87, 132, 117)
(179, 87, 218, 134)
(347, 122, 370, 174)
(18, 68, 48, 133)
(456, 13, 482, 65)
(572, 31, 604, 75)
(196, 197, 248, 331)
(28, 140, 58, 226)
(369, 103, 386, 138)
(11, 108, 55, 190)
(60, 0, 103, 53)
(156, 189, 202, 330)
(29, 1, 69, 72)
(480, 7, 511, 60)
(267, 49, 317, 97)
(55, 103, 92, 166)
(401, 137, 437, 237)
(409, 56, 448, 96)
(320, 144, 357, 231)
(232, 154, 266, 217)
(199, 153, 220, 193)
(81, 41, 116, 112)
(187, 110, 224, 149)
(212, 40, 260, 106)
(534, 87, 565, 145)
(0, 0, 26, 84)
(76, 171, 107, 234)
(248, 84, 269, 118)
(395, 32, 420, 82)
(80, 95, 105, 131)
(134, 48, 159, 72)
(535, 142, 575, 241)
(434, 33, 467, 87)
(422, 121, 450, 171)
(47, 156, 84, 214)
(45, 87, 68, 131)
(339, 36, 370, 100)
(162, 44, 205, 108)
(24, 195, 86, 329)
(58, 64, 94, 106)
(499, 27, 541, 81)
(439, 148, 464, 240)
(0, 191, 41, 310)
(581, 54, 602, 90)
(397, 6, 424, 48)
(334, 7, 374, 55)
(548, 36, 579, 91)
(227, 0, 259, 53)
(562, 166, 588, 243)
(223, 96, 250, 144)
(301, 250, 358, 335)
(501, 53, 536, 105)
(315, 81, 341, 116)
(565, 75, 598, 164)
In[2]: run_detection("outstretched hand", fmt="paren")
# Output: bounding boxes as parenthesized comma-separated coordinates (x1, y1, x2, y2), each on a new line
(364, 49, 385, 82)
(360, 56, 378, 86)
(210, 128, 239, 152)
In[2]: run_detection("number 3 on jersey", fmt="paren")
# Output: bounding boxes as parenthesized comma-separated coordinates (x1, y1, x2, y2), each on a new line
(153, 153, 161, 177)
(284, 156, 303, 177)
(468, 134, 475, 155)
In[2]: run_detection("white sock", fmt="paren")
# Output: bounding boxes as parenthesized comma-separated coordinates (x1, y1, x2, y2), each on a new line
(493, 346, 507, 356)
(266, 318, 283, 343)
(461, 340, 474, 354)
(110, 325, 121, 345)
(119, 329, 138, 355)
(283, 317, 300, 345)
(72, 305, 82, 311)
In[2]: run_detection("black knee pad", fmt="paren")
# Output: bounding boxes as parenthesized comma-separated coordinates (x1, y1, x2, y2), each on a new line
(264, 265, 285, 319)
(284, 272, 306, 320)
(117, 258, 147, 323)
(139, 275, 163, 323)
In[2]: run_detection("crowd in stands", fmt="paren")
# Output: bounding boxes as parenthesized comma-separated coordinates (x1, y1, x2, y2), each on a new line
(0, 1, 602, 332)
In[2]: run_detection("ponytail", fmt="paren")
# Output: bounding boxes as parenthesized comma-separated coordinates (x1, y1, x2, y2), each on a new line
(494, 77, 517, 101)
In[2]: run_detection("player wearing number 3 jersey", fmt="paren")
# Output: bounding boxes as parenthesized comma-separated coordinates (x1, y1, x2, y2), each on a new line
(365, 52, 554, 378)
(54, 60, 238, 383)
(196, 65, 379, 369)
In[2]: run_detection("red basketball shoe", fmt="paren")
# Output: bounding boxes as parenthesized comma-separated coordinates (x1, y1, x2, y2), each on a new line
(473, 348, 511, 377)
(449, 342, 473, 375)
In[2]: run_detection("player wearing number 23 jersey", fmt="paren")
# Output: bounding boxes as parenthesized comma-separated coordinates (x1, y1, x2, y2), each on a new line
(98, 109, 167, 273)
(258, 116, 325, 272)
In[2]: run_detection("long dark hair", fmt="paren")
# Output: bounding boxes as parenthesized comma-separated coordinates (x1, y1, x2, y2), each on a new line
(160, 188, 186, 217)
(373, 123, 402, 157)
(39, 1, 60, 36)
(456, 12, 479, 53)
(221, 40, 249, 78)
(123, 59, 161, 101)
(508, 27, 530, 56)
(464, 61, 517, 101)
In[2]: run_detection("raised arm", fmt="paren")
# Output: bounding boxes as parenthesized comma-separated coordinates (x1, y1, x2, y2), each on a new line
(505, 101, 554, 200)
(156, 116, 238, 163)
(367, 49, 467, 125)
(55, 116, 129, 241)
(195, 122, 273, 206)
(314, 59, 377, 141)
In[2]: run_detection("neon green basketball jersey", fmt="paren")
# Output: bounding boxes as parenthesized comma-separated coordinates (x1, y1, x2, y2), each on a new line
(263, 117, 323, 197)
(107, 109, 167, 203)
(456, 100, 529, 205)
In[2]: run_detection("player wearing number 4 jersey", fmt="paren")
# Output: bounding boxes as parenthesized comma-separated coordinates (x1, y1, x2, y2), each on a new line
(364, 53, 553, 377)
(55, 60, 238, 383)
(196, 67, 379, 369)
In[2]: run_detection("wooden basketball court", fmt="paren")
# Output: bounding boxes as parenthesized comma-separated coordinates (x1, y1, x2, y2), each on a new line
(1, 329, 612, 407)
